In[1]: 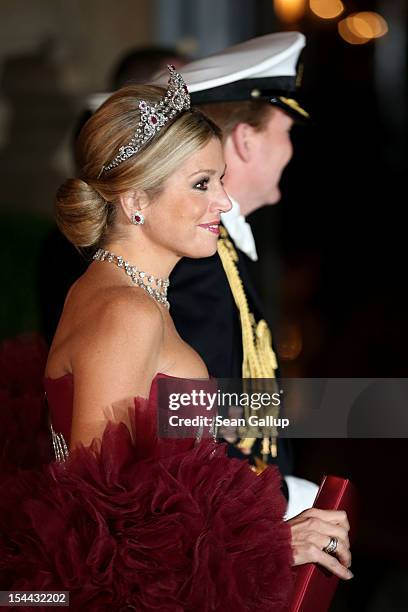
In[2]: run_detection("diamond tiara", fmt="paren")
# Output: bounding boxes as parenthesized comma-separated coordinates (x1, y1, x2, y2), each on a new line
(101, 65, 191, 175)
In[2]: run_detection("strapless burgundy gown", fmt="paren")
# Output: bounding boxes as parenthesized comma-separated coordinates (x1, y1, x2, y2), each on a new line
(0, 335, 294, 611)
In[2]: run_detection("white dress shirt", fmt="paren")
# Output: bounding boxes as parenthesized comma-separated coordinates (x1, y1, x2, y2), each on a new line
(221, 197, 258, 262)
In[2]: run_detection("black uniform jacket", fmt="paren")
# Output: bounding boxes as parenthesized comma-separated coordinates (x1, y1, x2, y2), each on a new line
(169, 242, 293, 477)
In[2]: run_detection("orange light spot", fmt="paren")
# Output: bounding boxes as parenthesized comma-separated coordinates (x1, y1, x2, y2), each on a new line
(309, 0, 344, 20)
(274, 0, 307, 23)
(277, 323, 303, 361)
(338, 12, 388, 45)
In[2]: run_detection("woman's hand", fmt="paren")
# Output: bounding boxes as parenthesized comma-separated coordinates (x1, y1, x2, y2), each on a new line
(287, 507, 353, 580)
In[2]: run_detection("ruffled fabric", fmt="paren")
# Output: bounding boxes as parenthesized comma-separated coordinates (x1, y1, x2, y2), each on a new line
(0, 336, 294, 611)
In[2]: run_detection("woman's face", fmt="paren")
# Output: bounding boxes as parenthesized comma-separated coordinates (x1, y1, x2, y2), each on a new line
(144, 138, 232, 259)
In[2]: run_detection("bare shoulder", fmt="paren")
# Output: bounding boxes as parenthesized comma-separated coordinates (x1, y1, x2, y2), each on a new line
(72, 287, 165, 373)
(100, 287, 164, 334)
(69, 287, 165, 447)
(50, 273, 169, 449)
(69, 271, 164, 329)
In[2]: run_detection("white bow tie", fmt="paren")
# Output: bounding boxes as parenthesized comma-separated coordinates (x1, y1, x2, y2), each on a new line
(221, 197, 258, 262)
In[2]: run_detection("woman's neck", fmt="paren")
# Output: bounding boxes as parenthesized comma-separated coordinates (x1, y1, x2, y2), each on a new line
(102, 239, 179, 281)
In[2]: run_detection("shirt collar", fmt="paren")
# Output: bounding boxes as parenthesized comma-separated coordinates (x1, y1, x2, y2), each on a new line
(221, 196, 258, 262)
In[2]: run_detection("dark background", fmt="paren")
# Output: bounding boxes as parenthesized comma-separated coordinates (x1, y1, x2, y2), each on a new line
(1, 1, 407, 609)
(251, 2, 408, 610)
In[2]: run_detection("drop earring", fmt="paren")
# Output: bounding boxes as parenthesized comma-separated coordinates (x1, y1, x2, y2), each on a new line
(131, 211, 145, 225)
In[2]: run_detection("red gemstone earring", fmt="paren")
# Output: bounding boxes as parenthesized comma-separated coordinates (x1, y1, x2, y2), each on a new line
(131, 211, 145, 225)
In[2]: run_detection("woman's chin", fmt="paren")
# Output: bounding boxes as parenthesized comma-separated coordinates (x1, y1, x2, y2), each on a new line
(181, 244, 218, 259)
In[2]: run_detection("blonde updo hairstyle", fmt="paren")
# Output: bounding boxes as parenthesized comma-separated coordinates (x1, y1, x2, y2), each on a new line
(56, 85, 222, 248)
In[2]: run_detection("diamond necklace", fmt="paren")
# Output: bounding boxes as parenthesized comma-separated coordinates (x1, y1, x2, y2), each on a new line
(93, 248, 170, 309)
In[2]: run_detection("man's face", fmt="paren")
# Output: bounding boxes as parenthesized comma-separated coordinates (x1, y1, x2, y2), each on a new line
(248, 107, 294, 206)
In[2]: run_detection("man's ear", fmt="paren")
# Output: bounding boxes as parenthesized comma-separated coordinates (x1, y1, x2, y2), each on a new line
(117, 190, 150, 222)
(230, 122, 255, 163)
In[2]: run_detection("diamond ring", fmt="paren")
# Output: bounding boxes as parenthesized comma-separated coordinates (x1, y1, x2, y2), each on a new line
(323, 536, 338, 555)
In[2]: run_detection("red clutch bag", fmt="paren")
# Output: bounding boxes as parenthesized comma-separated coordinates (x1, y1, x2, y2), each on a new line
(288, 475, 359, 612)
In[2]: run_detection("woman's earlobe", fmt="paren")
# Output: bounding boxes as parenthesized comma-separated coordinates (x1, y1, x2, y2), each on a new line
(118, 190, 149, 223)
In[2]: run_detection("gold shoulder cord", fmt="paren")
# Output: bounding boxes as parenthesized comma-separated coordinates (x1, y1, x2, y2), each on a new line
(217, 227, 279, 462)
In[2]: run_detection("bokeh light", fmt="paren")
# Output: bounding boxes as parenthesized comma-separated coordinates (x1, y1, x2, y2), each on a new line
(350, 12, 388, 39)
(309, 0, 344, 20)
(277, 322, 303, 361)
(338, 18, 367, 45)
(273, 0, 307, 23)
(338, 12, 388, 45)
